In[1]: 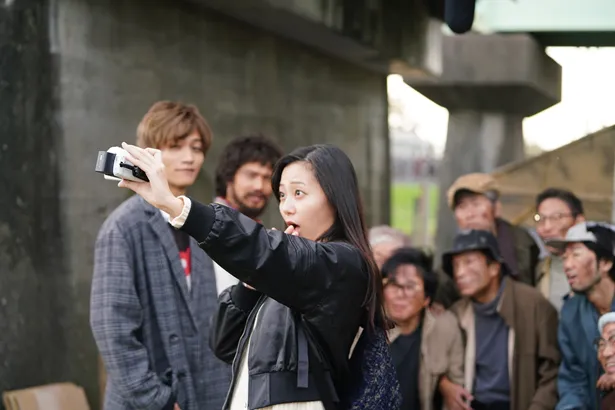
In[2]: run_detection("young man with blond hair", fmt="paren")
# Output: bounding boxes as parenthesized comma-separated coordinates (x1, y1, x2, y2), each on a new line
(91, 101, 230, 410)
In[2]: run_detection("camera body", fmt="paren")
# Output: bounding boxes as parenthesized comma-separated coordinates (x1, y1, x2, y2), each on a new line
(95, 146, 149, 182)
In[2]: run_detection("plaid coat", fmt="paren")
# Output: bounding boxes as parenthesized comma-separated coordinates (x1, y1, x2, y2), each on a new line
(90, 195, 230, 410)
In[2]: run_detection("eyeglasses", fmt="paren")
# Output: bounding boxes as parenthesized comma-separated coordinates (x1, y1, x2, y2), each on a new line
(383, 279, 423, 296)
(595, 335, 615, 353)
(534, 212, 572, 225)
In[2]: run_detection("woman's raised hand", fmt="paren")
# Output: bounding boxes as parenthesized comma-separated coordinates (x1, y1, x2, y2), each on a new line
(117, 142, 183, 217)
(271, 226, 299, 236)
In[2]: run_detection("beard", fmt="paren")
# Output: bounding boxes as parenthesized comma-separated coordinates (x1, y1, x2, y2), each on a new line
(232, 192, 268, 219)
(237, 202, 267, 219)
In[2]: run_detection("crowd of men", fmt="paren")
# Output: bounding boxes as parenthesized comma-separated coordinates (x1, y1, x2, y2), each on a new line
(372, 176, 615, 410)
(91, 100, 615, 410)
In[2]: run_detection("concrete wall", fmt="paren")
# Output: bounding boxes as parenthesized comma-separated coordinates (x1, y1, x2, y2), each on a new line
(0, 0, 389, 408)
(0, 0, 70, 399)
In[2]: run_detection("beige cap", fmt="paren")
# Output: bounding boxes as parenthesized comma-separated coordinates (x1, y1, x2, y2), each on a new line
(447, 173, 500, 209)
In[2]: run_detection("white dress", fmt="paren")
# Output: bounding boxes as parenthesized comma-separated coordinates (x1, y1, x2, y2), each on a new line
(229, 306, 325, 410)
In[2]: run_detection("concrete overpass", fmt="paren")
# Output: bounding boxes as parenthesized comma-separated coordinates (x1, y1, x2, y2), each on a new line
(3, 0, 600, 405)
(0, 0, 450, 407)
(403, 0, 613, 253)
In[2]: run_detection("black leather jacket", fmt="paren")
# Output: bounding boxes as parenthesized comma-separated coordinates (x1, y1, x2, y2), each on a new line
(181, 201, 368, 410)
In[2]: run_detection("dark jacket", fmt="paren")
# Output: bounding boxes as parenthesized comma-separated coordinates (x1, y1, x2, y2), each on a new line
(181, 201, 368, 409)
(496, 218, 540, 286)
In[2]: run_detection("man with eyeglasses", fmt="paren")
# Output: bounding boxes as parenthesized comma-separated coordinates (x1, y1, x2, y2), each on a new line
(369, 225, 460, 314)
(381, 247, 464, 410)
(548, 222, 615, 410)
(596, 312, 615, 409)
(533, 188, 585, 311)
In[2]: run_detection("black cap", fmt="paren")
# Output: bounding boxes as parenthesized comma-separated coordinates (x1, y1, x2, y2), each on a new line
(442, 229, 507, 276)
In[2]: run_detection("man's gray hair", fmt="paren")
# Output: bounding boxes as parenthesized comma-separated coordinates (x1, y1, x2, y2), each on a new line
(599, 312, 615, 334)
(368, 225, 412, 247)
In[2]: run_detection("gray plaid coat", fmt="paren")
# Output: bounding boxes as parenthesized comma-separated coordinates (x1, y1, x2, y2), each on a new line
(90, 195, 230, 410)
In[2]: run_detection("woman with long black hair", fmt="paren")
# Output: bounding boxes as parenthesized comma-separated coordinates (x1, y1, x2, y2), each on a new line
(118, 142, 398, 410)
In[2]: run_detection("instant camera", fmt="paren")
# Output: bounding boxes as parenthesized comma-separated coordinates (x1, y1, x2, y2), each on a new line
(94, 146, 149, 182)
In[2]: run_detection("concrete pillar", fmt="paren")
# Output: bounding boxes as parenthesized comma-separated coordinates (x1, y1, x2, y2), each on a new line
(407, 33, 562, 257)
(0, 0, 72, 395)
(0, 1, 390, 408)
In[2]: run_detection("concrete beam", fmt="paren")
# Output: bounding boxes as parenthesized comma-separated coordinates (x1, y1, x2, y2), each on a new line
(186, 0, 443, 78)
(408, 33, 561, 116)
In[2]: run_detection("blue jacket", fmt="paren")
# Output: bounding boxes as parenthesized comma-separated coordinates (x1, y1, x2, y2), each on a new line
(556, 294, 614, 410)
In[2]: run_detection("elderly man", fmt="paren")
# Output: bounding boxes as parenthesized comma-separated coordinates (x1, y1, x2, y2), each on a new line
(369, 225, 458, 312)
(382, 247, 464, 410)
(442, 229, 559, 410)
(597, 313, 615, 409)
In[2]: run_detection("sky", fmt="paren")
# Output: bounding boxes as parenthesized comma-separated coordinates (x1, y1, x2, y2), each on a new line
(388, 47, 615, 156)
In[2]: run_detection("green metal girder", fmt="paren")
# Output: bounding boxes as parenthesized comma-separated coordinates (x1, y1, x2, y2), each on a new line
(475, 0, 615, 46)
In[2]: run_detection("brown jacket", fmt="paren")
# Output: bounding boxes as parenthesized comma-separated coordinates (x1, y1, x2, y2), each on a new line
(536, 256, 551, 299)
(389, 310, 465, 410)
(450, 277, 560, 410)
(601, 390, 615, 410)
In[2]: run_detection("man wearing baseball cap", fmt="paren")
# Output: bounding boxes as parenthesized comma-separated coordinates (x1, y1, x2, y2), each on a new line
(440, 229, 559, 410)
(447, 173, 540, 286)
(548, 222, 615, 409)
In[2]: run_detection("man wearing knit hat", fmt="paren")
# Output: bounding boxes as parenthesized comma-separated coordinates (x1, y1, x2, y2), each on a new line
(550, 222, 615, 410)
(447, 173, 540, 286)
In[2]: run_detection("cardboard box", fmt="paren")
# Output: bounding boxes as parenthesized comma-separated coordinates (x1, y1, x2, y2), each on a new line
(3, 383, 90, 410)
